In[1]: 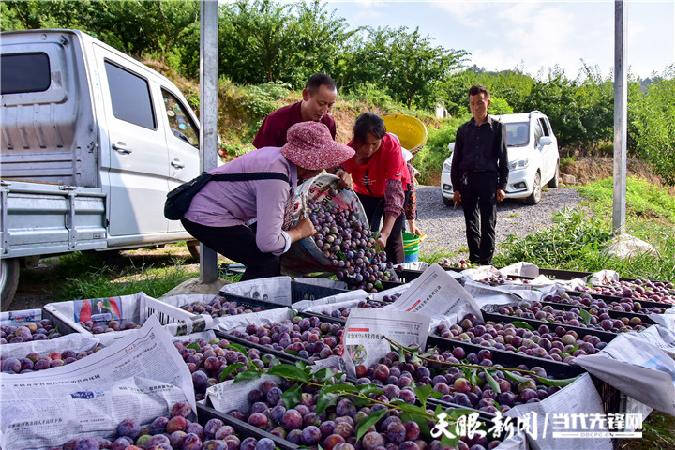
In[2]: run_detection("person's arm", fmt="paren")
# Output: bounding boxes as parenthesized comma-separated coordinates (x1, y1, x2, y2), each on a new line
(255, 180, 312, 255)
(379, 179, 405, 246)
(252, 115, 280, 149)
(329, 119, 337, 140)
(496, 123, 508, 202)
(497, 123, 509, 191)
(450, 127, 463, 190)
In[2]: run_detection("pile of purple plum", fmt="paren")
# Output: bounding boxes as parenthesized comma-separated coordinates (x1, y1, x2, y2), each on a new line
(434, 314, 609, 363)
(544, 292, 666, 314)
(81, 319, 141, 334)
(180, 298, 264, 318)
(324, 293, 402, 320)
(228, 379, 501, 450)
(57, 401, 270, 450)
(576, 278, 674, 305)
(354, 347, 563, 414)
(495, 301, 648, 333)
(1, 348, 101, 374)
(307, 197, 394, 292)
(228, 315, 343, 362)
(1, 320, 62, 344)
(174, 337, 279, 400)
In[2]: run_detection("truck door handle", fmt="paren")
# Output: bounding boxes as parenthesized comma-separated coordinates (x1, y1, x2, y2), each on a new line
(171, 159, 185, 169)
(112, 142, 132, 154)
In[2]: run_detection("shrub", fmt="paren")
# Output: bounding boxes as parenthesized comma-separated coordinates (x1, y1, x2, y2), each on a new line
(414, 115, 469, 185)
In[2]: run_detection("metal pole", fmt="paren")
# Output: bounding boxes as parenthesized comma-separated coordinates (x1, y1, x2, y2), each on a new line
(612, 0, 627, 234)
(200, 0, 219, 283)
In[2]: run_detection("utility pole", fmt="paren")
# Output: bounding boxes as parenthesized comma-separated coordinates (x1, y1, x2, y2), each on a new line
(612, 0, 627, 234)
(199, 0, 219, 282)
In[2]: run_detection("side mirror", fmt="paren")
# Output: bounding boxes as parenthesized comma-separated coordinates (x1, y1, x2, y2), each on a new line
(539, 136, 552, 146)
(448, 142, 455, 152)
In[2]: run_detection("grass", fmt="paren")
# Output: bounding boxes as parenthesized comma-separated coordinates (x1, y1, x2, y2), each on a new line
(493, 177, 674, 281)
(57, 262, 200, 300)
(619, 413, 675, 450)
(420, 250, 458, 264)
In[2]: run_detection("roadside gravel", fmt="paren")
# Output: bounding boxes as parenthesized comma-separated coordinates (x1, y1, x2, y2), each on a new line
(414, 186, 582, 255)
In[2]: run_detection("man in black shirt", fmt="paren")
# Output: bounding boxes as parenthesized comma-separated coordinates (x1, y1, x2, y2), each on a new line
(451, 85, 509, 265)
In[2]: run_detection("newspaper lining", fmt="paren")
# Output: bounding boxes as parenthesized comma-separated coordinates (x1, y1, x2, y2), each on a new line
(0, 315, 195, 449)
(342, 308, 430, 377)
(574, 325, 675, 415)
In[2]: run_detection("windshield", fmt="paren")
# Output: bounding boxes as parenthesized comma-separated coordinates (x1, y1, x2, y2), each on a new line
(504, 122, 530, 146)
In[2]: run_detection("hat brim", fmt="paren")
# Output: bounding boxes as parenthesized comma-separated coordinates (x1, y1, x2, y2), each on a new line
(281, 140, 355, 171)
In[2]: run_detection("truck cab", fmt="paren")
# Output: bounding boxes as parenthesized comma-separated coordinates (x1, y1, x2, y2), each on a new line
(1, 29, 202, 304)
(441, 111, 560, 205)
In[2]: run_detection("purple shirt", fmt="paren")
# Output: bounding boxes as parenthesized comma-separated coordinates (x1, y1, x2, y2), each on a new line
(252, 101, 337, 148)
(184, 147, 297, 255)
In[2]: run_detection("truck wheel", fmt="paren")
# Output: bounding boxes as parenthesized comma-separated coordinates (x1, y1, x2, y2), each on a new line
(0, 259, 20, 310)
(527, 172, 542, 205)
(187, 240, 200, 261)
(548, 162, 560, 188)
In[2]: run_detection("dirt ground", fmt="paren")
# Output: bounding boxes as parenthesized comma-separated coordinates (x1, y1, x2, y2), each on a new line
(7, 244, 197, 311)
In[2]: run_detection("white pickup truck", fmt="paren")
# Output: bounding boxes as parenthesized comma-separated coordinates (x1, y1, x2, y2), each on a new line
(441, 111, 560, 206)
(0, 29, 202, 305)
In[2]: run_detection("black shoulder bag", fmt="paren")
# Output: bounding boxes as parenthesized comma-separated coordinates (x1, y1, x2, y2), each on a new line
(164, 171, 291, 220)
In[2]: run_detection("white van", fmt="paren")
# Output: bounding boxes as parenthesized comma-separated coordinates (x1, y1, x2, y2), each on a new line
(441, 111, 560, 205)
(0, 29, 202, 305)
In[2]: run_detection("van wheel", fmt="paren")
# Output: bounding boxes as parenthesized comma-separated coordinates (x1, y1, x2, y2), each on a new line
(548, 162, 560, 188)
(443, 196, 453, 207)
(187, 240, 200, 261)
(0, 259, 20, 310)
(527, 172, 542, 205)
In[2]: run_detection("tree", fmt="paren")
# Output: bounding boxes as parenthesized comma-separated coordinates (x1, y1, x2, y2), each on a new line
(339, 26, 466, 109)
(628, 73, 675, 184)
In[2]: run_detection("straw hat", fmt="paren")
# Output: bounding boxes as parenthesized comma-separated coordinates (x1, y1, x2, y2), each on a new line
(281, 122, 354, 170)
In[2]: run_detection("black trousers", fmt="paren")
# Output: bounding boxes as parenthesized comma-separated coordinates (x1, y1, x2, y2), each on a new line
(356, 193, 405, 264)
(460, 173, 497, 265)
(181, 218, 280, 280)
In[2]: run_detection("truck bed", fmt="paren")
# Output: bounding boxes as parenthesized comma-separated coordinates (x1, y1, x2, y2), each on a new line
(1, 180, 107, 259)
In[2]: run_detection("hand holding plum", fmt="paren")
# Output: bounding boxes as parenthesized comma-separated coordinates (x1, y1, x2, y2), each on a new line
(289, 217, 316, 243)
(336, 170, 353, 190)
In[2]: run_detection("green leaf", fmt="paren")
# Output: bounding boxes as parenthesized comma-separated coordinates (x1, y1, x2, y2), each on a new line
(484, 369, 502, 394)
(512, 321, 534, 330)
(469, 368, 479, 386)
(356, 408, 387, 441)
(533, 375, 578, 387)
(312, 368, 333, 383)
(414, 384, 434, 409)
(390, 399, 429, 415)
(187, 342, 201, 351)
(356, 384, 384, 396)
(322, 383, 358, 395)
(295, 361, 308, 370)
(281, 384, 302, 409)
(351, 396, 370, 408)
(268, 364, 310, 383)
(225, 342, 248, 354)
(219, 363, 244, 382)
(233, 369, 262, 383)
(316, 391, 338, 414)
(398, 347, 406, 363)
(503, 370, 530, 384)
(578, 308, 593, 325)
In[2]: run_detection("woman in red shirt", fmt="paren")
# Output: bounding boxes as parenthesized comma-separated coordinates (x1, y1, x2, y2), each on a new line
(338, 113, 409, 263)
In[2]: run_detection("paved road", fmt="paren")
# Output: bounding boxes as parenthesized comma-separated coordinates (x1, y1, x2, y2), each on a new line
(414, 186, 581, 255)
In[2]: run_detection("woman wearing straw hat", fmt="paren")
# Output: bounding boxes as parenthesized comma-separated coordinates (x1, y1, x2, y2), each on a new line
(338, 113, 410, 264)
(182, 122, 354, 280)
